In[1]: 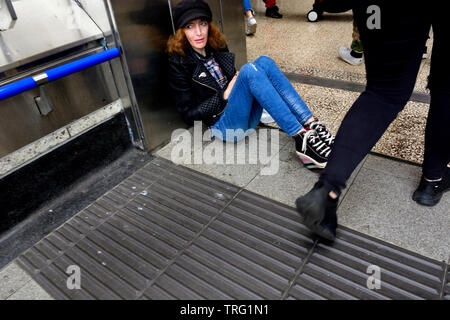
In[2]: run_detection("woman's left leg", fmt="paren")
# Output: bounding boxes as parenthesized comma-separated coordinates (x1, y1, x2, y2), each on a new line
(210, 75, 264, 142)
(253, 56, 313, 125)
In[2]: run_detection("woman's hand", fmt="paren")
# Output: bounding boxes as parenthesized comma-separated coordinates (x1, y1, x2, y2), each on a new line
(223, 72, 239, 100)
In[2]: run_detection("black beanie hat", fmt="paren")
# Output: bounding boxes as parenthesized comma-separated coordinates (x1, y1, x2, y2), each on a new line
(173, 0, 213, 30)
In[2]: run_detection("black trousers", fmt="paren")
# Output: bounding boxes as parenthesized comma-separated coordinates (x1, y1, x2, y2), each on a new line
(320, 1, 450, 195)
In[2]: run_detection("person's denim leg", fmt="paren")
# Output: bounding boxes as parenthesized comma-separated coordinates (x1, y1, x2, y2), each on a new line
(211, 62, 303, 142)
(210, 72, 262, 142)
(243, 0, 253, 13)
(253, 55, 313, 126)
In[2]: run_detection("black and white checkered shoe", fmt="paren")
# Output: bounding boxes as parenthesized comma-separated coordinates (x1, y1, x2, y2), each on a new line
(305, 118, 335, 148)
(294, 129, 331, 170)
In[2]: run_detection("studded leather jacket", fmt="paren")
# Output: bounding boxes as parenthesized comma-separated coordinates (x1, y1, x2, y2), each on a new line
(168, 46, 236, 127)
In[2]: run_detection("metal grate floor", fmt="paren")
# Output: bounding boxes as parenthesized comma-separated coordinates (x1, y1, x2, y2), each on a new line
(16, 157, 449, 300)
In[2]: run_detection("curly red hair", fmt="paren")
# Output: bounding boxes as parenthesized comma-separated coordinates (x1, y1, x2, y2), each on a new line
(167, 22, 227, 56)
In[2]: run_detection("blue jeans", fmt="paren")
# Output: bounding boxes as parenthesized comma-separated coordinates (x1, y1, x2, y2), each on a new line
(211, 56, 313, 142)
(243, 0, 253, 13)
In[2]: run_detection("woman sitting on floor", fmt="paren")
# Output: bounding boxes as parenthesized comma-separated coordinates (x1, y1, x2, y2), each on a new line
(167, 0, 335, 170)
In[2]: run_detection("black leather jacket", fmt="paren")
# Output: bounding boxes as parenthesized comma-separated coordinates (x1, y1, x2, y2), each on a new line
(168, 46, 236, 127)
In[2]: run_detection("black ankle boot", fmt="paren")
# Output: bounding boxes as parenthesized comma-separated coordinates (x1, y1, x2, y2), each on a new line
(265, 7, 283, 18)
(412, 168, 450, 206)
(296, 181, 338, 241)
(318, 196, 338, 241)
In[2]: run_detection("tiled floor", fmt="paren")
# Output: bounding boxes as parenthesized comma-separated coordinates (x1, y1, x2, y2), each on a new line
(1, 0, 447, 301)
(246, 0, 433, 164)
(5, 156, 449, 300)
(246, 0, 432, 93)
(154, 128, 450, 263)
(149, 1, 448, 264)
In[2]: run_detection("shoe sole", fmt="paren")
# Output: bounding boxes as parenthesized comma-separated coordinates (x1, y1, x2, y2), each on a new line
(247, 23, 257, 35)
(338, 49, 362, 66)
(338, 55, 362, 66)
(412, 190, 446, 207)
(296, 197, 325, 228)
(296, 151, 326, 170)
(265, 14, 282, 19)
(296, 196, 335, 241)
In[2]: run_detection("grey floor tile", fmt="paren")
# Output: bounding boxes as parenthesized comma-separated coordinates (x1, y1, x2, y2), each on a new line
(7, 279, 54, 300)
(155, 128, 286, 188)
(245, 143, 320, 207)
(246, 142, 366, 208)
(363, 154, 422, 181)
(338, 167, 450, 262)
(0, 262, 34, 300)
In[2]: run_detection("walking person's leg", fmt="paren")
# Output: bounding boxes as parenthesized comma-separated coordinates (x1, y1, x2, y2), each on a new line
(243, 0, 257, 35)
(413, 16, 450, 206)
(243, 0, 254, 14)
(264, 0, 282, 18)
(339, 20, 364, 66)
(296, 1, 431, 241)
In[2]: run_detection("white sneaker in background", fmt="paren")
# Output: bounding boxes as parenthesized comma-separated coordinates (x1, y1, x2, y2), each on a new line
(260, 109, 275, 124)
(246, 17, 257, 35)
(338, 46, 363, 66)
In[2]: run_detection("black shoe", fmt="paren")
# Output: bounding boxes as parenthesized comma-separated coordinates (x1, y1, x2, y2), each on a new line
(296, 182, 338, 241)
(412, 168, 450, 206)
(294, 129, 331, 170)
(265, 7, 283, 18)
(318, 198, 338, 241)
(304, 118, 335, 148)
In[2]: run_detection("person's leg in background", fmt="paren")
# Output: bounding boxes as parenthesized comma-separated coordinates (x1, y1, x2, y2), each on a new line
(264, 0, 282, 19)
(413, 16, 450, 206)
(296, 1, 432, 241)
(243, 0, 257, 35)
(339, 20, 364, 66)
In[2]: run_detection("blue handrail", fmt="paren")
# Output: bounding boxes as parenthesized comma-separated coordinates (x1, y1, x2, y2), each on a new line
(0, 48, 120, 101)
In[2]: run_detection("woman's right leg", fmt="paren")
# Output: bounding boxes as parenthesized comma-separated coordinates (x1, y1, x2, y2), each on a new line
(235, 62, 304, 137)
(253, 56, 313, 126)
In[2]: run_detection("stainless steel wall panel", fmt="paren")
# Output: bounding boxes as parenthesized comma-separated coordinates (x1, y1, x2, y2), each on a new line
(106, 0, 247, 151)
(0, 0, 104, 74)
(108, 0, 186, 151)
(0, 0, 146, 160)
(0, 62, 119, 158)
(219, 0, 247, 69)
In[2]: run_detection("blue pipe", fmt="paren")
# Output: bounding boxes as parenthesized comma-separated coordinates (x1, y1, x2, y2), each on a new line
(46, 48, 120, 82)
(0, 48, 120, 101)
(0, 78, 37, 101)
